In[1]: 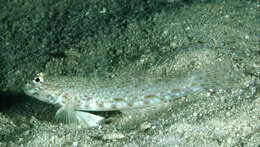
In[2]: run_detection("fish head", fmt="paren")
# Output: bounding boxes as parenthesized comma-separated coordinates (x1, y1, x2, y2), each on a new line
(24, 72, 59, 104)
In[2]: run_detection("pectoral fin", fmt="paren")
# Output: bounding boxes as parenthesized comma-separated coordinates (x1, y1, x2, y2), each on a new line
(55, 99, 104, 127)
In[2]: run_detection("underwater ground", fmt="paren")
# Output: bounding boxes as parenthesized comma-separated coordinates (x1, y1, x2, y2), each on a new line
(0, 0, 259, 146)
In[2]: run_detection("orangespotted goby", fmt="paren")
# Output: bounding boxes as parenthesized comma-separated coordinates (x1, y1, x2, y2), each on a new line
(24, 67, 238, 127)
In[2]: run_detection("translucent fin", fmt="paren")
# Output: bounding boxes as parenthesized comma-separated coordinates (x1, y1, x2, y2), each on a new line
(121, 103, 169, 116)
(55, 99, 78, 124)
(198, 62, 244, 90)
(55, 99, 104, 127)
(74, 111, 104, 127)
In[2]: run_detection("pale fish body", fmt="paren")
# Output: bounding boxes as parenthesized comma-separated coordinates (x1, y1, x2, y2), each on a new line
(24, 72, 205, 127)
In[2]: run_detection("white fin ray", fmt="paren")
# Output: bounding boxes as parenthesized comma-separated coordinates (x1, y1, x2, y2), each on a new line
(75, 111, 104, 127)
(55, 98, 104, 127)
(55, 99, 78, 124)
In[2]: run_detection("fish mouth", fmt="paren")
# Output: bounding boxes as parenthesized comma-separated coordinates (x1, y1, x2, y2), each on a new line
(23, 83, 60, 105)
(23, 83, 33, 94)
(23, 83, 39, 99)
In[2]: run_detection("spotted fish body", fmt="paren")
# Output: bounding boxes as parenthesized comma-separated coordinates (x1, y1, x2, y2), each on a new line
(24, 71, 205, 126)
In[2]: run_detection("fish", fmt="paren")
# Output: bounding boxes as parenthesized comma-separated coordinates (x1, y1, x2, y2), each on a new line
(24, 64, 240, 127)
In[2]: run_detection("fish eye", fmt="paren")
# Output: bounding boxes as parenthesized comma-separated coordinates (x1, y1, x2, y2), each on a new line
(33, 72, 44, 84)
(34, 77, 41, 83)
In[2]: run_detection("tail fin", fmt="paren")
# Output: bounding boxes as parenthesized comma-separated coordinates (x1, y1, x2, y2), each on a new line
(198, 62, 244, 90)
